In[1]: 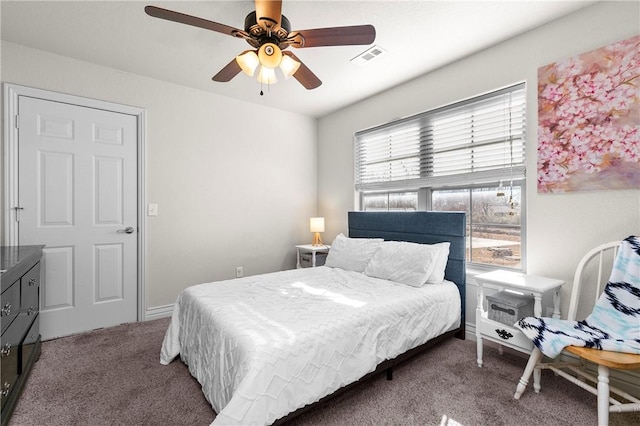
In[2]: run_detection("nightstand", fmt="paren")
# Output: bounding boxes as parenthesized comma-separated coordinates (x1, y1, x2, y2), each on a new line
(475, 270, 564, 367)
(295, 245, 330, 268)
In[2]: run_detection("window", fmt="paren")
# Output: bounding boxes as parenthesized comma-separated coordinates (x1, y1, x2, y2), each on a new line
(355, 83, 526, 270)
(432, 184, 523, 269)
(361, 192, 418, 211)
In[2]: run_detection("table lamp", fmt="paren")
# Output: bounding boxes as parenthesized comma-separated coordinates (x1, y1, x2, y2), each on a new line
(310, 217, 325, 246)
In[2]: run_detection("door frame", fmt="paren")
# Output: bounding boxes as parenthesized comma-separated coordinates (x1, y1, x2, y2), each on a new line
(3, 83, 147, 322)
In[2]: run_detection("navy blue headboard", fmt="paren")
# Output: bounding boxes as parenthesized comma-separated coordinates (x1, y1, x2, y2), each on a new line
(348, 211, 466, 329)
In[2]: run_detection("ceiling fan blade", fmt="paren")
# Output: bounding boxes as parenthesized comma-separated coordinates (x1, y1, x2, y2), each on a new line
(254, 0, 282, 31)
(212, 58, 242, 82)
(145, 5, 243, 38)
(288, 25, 375, 48)
(283, 52, 322, 90)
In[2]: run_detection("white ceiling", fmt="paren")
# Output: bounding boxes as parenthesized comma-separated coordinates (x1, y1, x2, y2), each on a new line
(1, 1, 595, 117)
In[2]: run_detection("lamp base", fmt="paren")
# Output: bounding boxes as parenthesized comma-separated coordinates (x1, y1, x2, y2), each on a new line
(312, 233, 324, 246)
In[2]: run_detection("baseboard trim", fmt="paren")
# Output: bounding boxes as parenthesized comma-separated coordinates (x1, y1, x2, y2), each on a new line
(465, 322, 476, 341)
(145, 304, 174, 321)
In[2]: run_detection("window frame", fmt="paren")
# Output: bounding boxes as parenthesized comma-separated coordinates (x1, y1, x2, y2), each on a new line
(354, 83, 527, 271)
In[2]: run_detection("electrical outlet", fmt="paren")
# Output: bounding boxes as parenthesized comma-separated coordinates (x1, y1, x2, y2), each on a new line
(236, 266, 243, 278)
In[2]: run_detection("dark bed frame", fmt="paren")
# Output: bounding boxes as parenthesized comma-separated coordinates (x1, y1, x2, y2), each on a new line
(274, 211, 467, 425)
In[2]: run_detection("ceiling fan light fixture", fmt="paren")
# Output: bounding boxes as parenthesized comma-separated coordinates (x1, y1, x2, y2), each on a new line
(258, 43, 283, 69)
(236, 50, 260, 76)
(279, 55, 301, 79)
(257, 65, 278, 84)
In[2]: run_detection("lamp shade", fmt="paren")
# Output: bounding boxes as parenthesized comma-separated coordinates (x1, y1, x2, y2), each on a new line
(258, 43, 283, 69)
(279, 55, 301, 79)
(257, 66, 277, 84)
(236, 50, 260, 77)
(309, 217, 325, 233)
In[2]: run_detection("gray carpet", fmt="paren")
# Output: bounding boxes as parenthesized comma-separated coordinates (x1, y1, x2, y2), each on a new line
(8, 318, 640, 426)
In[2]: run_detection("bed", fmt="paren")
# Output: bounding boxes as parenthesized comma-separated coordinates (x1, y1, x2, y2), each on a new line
(160, 211, 466, 425)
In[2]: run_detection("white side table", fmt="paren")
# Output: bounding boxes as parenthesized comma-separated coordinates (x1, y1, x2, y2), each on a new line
(295, 245, 330, 268)
(475, 270, 564, 368)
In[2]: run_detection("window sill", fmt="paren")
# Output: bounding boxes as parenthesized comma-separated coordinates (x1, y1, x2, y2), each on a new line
(466, 265, 523, 286)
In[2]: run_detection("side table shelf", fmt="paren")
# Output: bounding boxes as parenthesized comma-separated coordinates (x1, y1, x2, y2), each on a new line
(475, 270, 564, 368)
(295, 245, 330, 268)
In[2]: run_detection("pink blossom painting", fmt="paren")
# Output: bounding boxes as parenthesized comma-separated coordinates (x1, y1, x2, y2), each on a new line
(537, 35, 640, 193)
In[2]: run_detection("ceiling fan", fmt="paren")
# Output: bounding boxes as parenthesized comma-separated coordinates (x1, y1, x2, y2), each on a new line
(144, 0, 376, 90)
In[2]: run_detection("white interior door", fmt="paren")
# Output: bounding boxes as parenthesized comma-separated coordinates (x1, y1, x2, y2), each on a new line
(17, 95, 138, 339)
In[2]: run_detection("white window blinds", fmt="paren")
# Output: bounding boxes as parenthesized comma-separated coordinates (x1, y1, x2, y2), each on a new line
(355, 83, 526, 190)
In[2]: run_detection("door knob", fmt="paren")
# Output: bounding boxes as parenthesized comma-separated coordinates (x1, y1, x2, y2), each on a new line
(117, 226, 135, 234)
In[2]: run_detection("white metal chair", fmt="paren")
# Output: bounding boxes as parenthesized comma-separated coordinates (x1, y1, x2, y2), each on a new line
(513, 241, 640, 426)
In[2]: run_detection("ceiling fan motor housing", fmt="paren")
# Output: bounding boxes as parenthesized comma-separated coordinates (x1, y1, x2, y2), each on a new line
(244, 11, 291, 49)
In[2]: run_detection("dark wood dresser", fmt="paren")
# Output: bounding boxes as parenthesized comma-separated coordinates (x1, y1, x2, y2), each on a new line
(1, 245, 43, 426)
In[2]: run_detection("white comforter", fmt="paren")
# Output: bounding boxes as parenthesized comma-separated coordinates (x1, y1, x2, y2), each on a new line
(160, 266, 460, 425)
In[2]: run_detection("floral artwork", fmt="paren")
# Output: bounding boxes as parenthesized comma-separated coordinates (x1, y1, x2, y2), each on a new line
(537, 35, 640, 193)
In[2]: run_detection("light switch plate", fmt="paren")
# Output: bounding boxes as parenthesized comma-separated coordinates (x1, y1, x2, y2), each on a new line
(148, 203, 158, 216)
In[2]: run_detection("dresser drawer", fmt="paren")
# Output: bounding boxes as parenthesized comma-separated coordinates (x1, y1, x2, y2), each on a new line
(0, 315, 24, 410)
(0, 281, 20, 334)
(20, 263, 40, 313)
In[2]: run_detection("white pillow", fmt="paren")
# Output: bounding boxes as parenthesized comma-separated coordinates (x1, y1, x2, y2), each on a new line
(425, 242, 450, 284)
(364, 241, 437, 287)
(324, 233, 383, 272)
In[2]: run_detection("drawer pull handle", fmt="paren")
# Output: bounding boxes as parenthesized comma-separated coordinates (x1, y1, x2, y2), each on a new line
(28, 278, 37, 286)
(0, 343, 11, 357)
(491, 304, 515, 316)
(1, 382, 10, 397)
(496, 329, 514, 340)
(0, 303, 11, 316)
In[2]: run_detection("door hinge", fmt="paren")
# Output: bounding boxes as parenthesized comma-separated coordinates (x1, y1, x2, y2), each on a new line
(13, 207, 23, 222)
(14, 114, 19, 129)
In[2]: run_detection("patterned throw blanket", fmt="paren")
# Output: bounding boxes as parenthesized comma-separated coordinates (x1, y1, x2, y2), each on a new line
(516, 236, 640, 359)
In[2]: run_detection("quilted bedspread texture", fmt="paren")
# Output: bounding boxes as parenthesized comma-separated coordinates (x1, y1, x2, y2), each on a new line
(160, 266, 461, 425)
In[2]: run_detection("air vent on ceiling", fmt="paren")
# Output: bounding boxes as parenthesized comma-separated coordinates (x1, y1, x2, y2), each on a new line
(350, 45, 386, 65)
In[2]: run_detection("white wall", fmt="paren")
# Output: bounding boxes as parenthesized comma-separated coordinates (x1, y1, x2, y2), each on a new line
(317, 1, 640, 322)
(1, 41, 318, 310)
